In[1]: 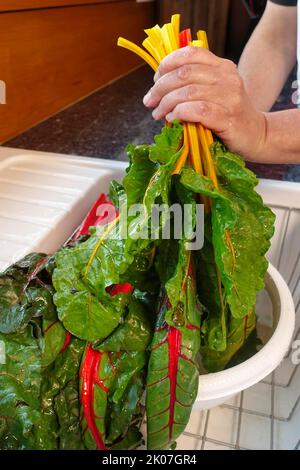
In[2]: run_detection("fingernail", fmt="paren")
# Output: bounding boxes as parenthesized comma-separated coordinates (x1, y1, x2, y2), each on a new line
(152, 109, 159, 120)
(143, 90, 152, 106)
(166, 113, 174, 123)
(154, 71, 160, 82)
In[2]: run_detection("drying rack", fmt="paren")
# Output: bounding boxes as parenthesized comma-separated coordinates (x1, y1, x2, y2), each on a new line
(176, 179, 300, 450)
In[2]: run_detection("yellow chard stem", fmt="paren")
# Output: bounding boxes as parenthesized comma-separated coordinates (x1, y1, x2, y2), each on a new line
(144, 26, 167, 60)
(160, 23, 174, 54)
(172, 125, 189, 175)
(142, 38, 162, 63)
(190, 40, 204, 48)
(171, 14, 180, 48)
(186, 123, 203, 175)
(192, 31, 236, 272)
(117, 37, 158, 71)
(197, 30, 209, 49)
(198, 124, 219, 188)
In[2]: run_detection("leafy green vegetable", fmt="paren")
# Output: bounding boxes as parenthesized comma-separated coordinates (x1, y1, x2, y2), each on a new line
(0, 122, 275, 451)
(52, 231, 132, 342)
(196, 221, 227, 352)
(80, 346, 146, 449)
(201, 309, 257, 372)
(0, 326, 42, 449)
(180, 143, 275, 319)
(0, 251, 85, 450)
(146, 268, 201, 450)
(0, 253, 55, 334)
(41, 338, 85, 449)
(109, 180, 127, 210)
(94, 298, 152, 352)
(149, 120, 183, 164)
(123, 144, 157, 206)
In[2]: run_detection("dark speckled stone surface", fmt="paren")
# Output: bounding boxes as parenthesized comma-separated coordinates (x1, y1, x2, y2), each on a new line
(4, 66, 300, 182)
(5, 67, 162, 162)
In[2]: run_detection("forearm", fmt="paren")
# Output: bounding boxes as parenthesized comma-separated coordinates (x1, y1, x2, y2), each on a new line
(238, 2, 297, 112)
(239, 36, 295, 112)
(249, 110, 300, 163)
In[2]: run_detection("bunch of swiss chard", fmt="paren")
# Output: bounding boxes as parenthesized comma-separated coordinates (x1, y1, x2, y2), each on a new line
(0, 121, 275, 450)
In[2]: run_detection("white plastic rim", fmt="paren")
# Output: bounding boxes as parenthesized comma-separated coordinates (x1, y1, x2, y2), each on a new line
(194, 263, 295, 409)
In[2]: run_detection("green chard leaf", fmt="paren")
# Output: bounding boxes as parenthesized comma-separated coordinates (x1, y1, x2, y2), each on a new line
(0, 326, 42, 449)
(0, 253, 56, 334)
(195, 221, 227, 352)
(52, 230, 133, 342)
(93, 298, 152, 352)
(122, 123, 184, 263)
(146, 270, 201, 450)
(80, 346, 146, 450)
(40, 337, 85, 449)
(180, 143, 275, 319)
(109, 180, 127, 210)
(155, 239, 190, 328)
(149, 120, 183, 164)
(0, 251, 84, 450)
(123, 144, 157, 206)
(54, 379, 85, 449)
(41, 320, 68, 368)
(201, 308, 257, 372)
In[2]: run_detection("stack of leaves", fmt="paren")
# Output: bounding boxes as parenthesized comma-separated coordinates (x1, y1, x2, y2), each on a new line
(0, 15, 275, 451)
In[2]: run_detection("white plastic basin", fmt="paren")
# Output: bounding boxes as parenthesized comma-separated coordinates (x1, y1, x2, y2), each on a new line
(195, 263, 295, 409)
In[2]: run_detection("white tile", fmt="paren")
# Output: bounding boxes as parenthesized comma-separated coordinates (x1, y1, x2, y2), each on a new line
(243, 382, 271, 415)
(206, 407, 239, 445)
(274, 357, 297, 387)
(176, 434, 201, 450)
(185, 409, 206, 436)
(262, 374, 272, 385)
(204, 441, 232, 450)
(223, 393, 241, 408)
(274, 365, 300, 420)
(273, 400, 300, 450)
(239, 413, 271, 450)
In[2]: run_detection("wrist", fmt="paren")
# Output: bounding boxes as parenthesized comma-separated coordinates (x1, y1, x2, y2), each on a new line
(242, 110, 268, 162)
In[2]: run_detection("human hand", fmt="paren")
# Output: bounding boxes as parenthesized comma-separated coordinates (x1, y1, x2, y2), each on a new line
(143, 46, 267, 161)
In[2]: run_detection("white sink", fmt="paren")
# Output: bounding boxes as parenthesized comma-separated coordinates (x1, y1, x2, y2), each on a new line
(0, 147, 126, 270)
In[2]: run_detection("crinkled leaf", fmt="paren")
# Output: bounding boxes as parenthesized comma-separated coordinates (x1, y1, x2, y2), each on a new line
(155, 239, 190, 328)
(149, 120, 183, 164)
(53, 232, 132, 341)
(123, 144, 157, 206)
(180, 145, 275, 318)
(195, 222, 227, 352)
(0, 254, 55, 334)
(146, 273, 201, 450)
(40, 338, 85, 449)
(201, 308, 256, 372)
(0, 326, 42, 449)
(41, 320, 67, 367)
(80, 347, 146, 450)
(54, 379, 84, 449)
(94, 299, 152, 352)
(109, 180, 127, 210)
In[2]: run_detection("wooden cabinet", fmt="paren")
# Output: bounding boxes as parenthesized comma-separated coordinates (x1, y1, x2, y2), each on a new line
(0, 1, 121, 12)
(158, 0, 230, 56)
(0, 1, 155, 142)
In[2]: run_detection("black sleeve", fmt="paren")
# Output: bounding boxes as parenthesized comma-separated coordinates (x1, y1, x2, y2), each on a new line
(269, 0, 297, 5)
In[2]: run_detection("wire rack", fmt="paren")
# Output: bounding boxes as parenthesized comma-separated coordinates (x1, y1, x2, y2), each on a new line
(176, 181, 300, 451)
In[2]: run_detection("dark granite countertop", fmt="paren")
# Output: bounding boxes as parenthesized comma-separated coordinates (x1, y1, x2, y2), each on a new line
(4, 66, 300, 182)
